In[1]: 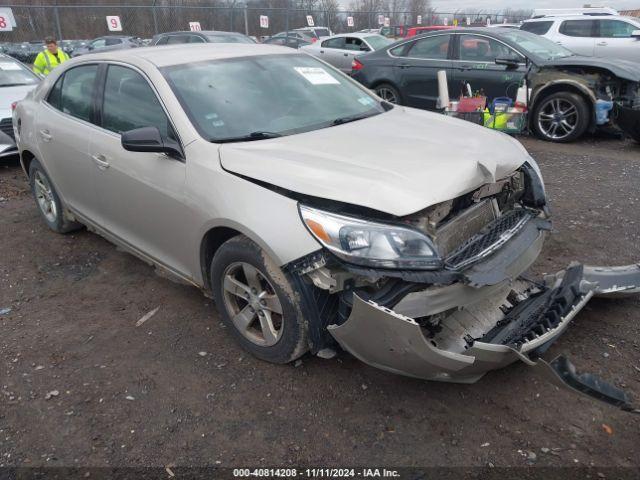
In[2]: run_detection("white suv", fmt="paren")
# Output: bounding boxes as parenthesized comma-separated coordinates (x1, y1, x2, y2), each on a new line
(521, 15, 640, 62)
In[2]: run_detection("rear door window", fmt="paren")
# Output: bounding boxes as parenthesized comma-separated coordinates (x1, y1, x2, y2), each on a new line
(406, 35, 450, 59)
(321, 37, 345, 49)
(559, 20, 595, 37)
(344, 37, 366, 51)
(520, 21, 554, 35)
(459, 34, 522, 62)
(52, 65, 98, 123)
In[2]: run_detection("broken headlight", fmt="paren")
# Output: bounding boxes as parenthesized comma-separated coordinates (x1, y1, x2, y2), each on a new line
(299, 204, 442, 270)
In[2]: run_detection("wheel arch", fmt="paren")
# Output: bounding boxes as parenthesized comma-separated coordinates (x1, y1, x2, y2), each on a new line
(530, 81, 596, 130)
(199, 221, 286, 293)
(20, 149, 36, 177)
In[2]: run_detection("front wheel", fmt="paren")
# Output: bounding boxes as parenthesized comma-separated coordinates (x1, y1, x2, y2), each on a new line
(210, 235, 309, 364)
(531, 92, 590, 143)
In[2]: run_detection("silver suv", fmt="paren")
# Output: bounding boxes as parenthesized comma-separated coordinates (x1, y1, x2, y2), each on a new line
(521, 15, 640, 62)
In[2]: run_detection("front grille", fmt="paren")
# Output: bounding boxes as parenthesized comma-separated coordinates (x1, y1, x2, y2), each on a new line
(445, 208, 533, 270)
(0, 118, 15, 142)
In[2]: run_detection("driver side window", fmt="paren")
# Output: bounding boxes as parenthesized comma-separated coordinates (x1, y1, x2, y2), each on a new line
(101, 65, 174, 140)
(344, 37, 367, 51)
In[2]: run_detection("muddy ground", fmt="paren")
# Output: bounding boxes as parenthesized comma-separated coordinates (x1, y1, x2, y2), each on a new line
(1, 136, 639, 471)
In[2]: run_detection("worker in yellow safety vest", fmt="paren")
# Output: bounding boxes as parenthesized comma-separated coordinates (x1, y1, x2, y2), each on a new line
(33, 37, 69, 76)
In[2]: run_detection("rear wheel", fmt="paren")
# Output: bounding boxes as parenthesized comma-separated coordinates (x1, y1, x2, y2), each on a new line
(532, 91, 589, 143)
(29, 159, 81, 233)
(374, 83, 402, 105)
(210, 235, 308, 363)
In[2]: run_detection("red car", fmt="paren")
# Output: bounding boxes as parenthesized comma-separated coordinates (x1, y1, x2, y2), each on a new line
(405, 25, 456, 37)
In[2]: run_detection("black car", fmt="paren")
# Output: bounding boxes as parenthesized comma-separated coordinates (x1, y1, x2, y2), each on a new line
(352, 28, 640, 142)
(152, 30, 255, 45)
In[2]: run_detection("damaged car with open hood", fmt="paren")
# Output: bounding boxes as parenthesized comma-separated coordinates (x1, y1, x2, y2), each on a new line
(13, 44, 640, 412)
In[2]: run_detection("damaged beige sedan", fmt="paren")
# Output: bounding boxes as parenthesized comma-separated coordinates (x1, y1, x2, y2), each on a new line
(13, 44, 640, 411)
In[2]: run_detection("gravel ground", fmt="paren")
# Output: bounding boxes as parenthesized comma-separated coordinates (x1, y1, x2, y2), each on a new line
(1, 136, 639, 471)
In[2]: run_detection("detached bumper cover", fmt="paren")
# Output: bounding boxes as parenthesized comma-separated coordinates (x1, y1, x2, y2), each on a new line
(328, 264, 640, 408)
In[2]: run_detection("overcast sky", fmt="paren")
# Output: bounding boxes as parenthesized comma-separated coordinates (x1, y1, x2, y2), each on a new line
(429, 0, 638, 10)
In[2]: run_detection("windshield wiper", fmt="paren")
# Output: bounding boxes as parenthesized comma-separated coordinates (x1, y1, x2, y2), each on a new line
(215, 131, 283, 143)
(0, 83, 30, 87)
(332, 112, 377, 126)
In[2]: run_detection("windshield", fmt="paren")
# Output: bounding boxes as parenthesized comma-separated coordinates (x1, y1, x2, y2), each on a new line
(499, 30, 573, 60)
(364, 35, 392, 50)
(0, 59, 39, 86)
(207, 34, 254, 44)
(162, 54, 384, 142)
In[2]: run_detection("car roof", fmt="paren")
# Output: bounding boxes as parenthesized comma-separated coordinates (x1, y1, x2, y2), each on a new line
(524, 14, 636, 21)
(68, 43, 298, 68)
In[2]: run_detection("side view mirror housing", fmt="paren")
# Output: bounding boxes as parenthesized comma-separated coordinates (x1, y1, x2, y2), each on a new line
(495, 57, 520, 68)
(631, 30, 640, 38)
(121, 126, 184, 160)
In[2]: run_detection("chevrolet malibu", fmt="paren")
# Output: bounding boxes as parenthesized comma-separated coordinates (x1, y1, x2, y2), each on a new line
(13, 45, 640, 408)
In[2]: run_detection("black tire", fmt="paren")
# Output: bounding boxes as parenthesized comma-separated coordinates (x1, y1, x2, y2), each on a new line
(210, 235, 309, 364)
(531, 91, 590, 143)
(28, 159, 82, 234)
(374, 83, 403, 105)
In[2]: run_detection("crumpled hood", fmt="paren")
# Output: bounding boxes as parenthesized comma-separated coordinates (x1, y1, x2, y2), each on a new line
(219, 107, 529, 216)
(0, 84, 36, 120)
(544, 56, 640, 82)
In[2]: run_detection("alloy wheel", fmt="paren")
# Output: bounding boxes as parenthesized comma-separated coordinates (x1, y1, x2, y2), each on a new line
(376, 86, 398, 104)
(537, 98, 579, 140)
(33, 171, 58, 223)
(222, 261, 284, 347)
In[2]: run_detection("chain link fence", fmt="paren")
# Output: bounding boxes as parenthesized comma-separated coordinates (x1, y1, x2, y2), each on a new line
(0, 4, 530, 43)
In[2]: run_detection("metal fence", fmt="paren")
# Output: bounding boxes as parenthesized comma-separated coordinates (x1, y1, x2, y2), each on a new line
(0, 4, 531, 43)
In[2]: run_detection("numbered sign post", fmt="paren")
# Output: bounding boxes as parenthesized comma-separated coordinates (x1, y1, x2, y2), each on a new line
(416, 15, 422, 25)
(189, 22, 201, 31)
(486, 17, 491, 26)
(466, 17, 471, 26)
(347, 16, 354, 27)
(259, 15, 269, 29)
(0, 7, 15, 32)
(106, 16, 122, 32)
(383, 17, 390, 27)
(377, 15, 384, 26)
(443, 17, 448, 26)
(306, 15, 314, 27)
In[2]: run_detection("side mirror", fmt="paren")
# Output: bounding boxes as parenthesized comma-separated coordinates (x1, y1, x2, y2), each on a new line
(631, 30, 640, 38)
(121, 126, 183, 160)
(495, 57, 520, 68)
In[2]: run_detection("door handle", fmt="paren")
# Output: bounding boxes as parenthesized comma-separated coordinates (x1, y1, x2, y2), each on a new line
(597, 41, 608, 46)
(320, 50, 324, 53)
(398, 63, 411, 69)
(92, 154, 110, 170)
(343, 53, 349, 56)
(39, 129, 52, 142)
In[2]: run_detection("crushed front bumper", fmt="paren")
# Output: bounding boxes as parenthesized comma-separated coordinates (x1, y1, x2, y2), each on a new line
(328, 263, 640, 410)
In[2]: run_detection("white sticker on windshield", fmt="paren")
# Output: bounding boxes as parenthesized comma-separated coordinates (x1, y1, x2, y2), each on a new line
(358, 97, 374, 106)
(0, 62, 21, 70)
(294, 67, 339, 85)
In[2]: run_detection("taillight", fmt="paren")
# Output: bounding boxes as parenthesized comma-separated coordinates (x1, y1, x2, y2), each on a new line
(352, 58, 363, 72)
(312, 38, 317, 43)
(11, 101, 17, 111)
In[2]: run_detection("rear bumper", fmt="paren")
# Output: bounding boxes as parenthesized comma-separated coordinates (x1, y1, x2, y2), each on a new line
(329, 263, 640, 384)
